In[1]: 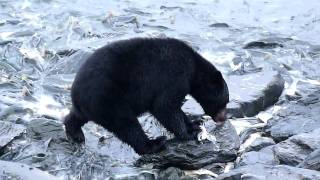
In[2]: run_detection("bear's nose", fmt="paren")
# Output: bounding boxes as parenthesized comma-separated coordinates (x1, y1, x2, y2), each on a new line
(213, 109, 227, 123)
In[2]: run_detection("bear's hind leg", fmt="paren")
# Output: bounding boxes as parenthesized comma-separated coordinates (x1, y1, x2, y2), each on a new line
(64, 108, 87, 143)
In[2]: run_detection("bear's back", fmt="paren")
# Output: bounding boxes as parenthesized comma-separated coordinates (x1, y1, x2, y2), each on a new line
(72, 38, 199, 114)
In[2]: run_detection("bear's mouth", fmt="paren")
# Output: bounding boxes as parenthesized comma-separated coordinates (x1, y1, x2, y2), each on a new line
(213, 109, 227, 123)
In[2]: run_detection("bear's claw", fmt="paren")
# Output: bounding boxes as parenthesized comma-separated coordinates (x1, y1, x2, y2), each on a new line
(187, 119, 203, 135)
(66, 129, 85, 144)
(143, 136, 167, 154)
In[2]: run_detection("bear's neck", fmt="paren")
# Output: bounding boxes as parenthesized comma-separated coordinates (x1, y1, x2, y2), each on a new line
(190, 56, 219, 101)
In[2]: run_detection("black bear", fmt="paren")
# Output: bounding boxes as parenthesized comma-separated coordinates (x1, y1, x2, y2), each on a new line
(64, 38, 229, 155)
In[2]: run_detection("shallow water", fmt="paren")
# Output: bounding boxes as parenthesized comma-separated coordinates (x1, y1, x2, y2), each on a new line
(1, 0, 320, 179)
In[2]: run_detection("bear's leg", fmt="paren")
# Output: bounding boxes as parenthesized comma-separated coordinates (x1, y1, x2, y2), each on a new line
(184, 116, 203, 134)
(100, 116, 166, 155)
(152, 109, 199, 140)
(64, 108, 87, 143)
(151, 92, 200, 140)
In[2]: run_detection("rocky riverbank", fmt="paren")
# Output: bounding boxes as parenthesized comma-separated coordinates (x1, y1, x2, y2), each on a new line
(1, 0, 320, 179)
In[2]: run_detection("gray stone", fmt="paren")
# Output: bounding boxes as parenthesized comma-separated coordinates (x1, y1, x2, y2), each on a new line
(267, 117, 320, 142)
(227, 70, 284, 118)
(216, 164, 320, 180)
(202, 163, 227, 175)
(237, 146, 279, 167)
(26, 118, 66, 141)
(0, 105, 28, 121)
(243, 41, 283, 49)
(109, 171, 156, 180)
(244, 137, 275, 152)
(0, 121, 25, 149)
(298, 148, 320, 171)
(136, 120, 239, 170)
(158, 167, 184, 180)
(209, 23, 229, 28)
(266, 85, 320, 141)
(47, 50, 92, 75)
(211, 120, 240, 151)
(9, 30, 35, 38)
(136, 140, 237, 170)
(0, 160, 58, 180)
(41, 74, 75, 95)
(274, 128, 320, 166)
(243, 37, 292, 49)
(228, 117, 265, 145)
(239, 125, 265, 145)
(158, 167, 196, 180)
(182, 70, 284, 118)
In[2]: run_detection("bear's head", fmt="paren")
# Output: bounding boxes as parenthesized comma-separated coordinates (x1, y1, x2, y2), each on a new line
(192, 70, 229, 123)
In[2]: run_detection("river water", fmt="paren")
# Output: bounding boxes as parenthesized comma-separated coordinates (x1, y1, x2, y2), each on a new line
(1, 0, 320, 179)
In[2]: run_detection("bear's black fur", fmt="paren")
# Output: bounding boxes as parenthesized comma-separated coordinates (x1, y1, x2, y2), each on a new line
(64, 38, 229, 155)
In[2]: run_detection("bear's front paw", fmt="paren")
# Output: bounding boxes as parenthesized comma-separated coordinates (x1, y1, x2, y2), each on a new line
(189, 130, 201, 141)
(143, 136, 167, 154)
(66, 129, 85, 144)
(187, 119, 203, 134)
(176, 130, 200, 141)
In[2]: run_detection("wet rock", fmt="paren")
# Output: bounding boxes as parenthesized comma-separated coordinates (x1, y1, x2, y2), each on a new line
(136, 140, 236, 170)
(266, 93, 320, 141)
(209, 23, 229, 28)
(31, 153, 48, 163)
(0, 105, 29, 122)
(158, 167, 196, 180)
(102, 15, 139, 29)
(26, 118, 66, 141)
(109, 171, 156, 180)
(0, 160, 57, 180)
(136, 120, 239, 170)
(0, 121, 25, 150)
(243, 37, 292, 49)
(237, 146, 279, 167)
(9, 30, 35, 38)
(244, 41, 283, 49)
(142, 24, 170, 31)
(5, 19, 21, 25)
(228, 117, 264, 138)
(158, 167, 184, 180)
(54, 149, 112, 178)
(124, 8, 152, 16)
(298, 148, 320, 171)
(243, 37, 294, 49)
(182, 70, 285, 118)
(47, 50, 92, 75)
(160, 6, 183, 11)
(41, 74, 74, 94)
(238, 124, 265, 145)
(228, 51, 265, 76)
(0, 40, 12, 46)
(184, 169, 219, 179)
(309, 45, 320, 57)
(244, 137, 275, 152)
(212, 120, 240, 151)
(267, 117, 319, 142)
(216, 164, 320, 180)
(201, 163, 226, 176)
(273, 128, 320, 166)
(227, 70, 285, 118)
(56, 49, 78, 57)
